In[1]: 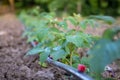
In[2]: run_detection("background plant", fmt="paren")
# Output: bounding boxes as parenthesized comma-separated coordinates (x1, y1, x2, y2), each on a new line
(87, 26, 120, 79)
(82, 0, 120, 16)
(19, 0, 120, 16)
(1, 0, 120, 16)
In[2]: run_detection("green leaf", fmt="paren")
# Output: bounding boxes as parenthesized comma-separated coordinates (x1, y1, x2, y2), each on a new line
(66, 32, 93, 47)
(67, 17, 78, 26)
(39, 47, 51, 63)
(79, 21, 87, 29)
(88, 39, 120, 73)
(39, 52, 49, 63)
(72, 55, 80, 63)
(66, 34, 83, 47)
(72, 63, 79, 68)
(88, 15, 116, 24)
(26, 48, 44, 55)
(27, 36, 37, 42)
(79, 19, 96, 29)
(65, 46, 70, 54)
(51, 49, 67, 60)
(53, 46, 62, 51)
(103, 26, 120, 39)
(57, 21, 68, 29)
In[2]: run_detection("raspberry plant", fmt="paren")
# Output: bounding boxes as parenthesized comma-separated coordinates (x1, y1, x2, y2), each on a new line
(19, 8, 116, 79)
(19, 10, 97, 68)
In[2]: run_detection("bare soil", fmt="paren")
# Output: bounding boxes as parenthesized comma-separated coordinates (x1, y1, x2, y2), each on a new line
(0, 13, 72, 80)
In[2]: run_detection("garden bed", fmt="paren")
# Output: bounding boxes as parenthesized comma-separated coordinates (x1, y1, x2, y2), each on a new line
(0, 13, 120, 80)
(0, 13, 76, 80)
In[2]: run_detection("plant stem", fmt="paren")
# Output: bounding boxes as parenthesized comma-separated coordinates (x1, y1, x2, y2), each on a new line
(70, 51, 73, 66)
(64, 58, 71, 65)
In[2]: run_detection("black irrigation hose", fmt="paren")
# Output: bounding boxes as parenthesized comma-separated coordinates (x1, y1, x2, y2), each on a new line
(47, 57, 93, 80)
(30, 42, 94, 80)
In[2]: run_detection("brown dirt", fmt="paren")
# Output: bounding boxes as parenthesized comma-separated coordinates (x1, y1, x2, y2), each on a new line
(0, 5, 12, 14)
(0, 13, 73, 80)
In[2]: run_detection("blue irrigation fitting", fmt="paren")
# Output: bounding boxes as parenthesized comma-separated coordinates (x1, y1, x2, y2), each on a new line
(30, 41, 94, 80)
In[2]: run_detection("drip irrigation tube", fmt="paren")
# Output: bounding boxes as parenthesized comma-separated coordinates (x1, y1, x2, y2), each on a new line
(30, 42, 94, 80)
(47, 57, 93, 80)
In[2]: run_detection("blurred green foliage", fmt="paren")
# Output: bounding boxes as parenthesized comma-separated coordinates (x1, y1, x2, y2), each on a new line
(14, 0, 120, 16)
(87, 26, 120, 79)
(82, 0, 120, 16)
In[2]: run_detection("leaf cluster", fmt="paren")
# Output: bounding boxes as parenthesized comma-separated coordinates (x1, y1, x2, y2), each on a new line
(19, 11, 96, 67)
